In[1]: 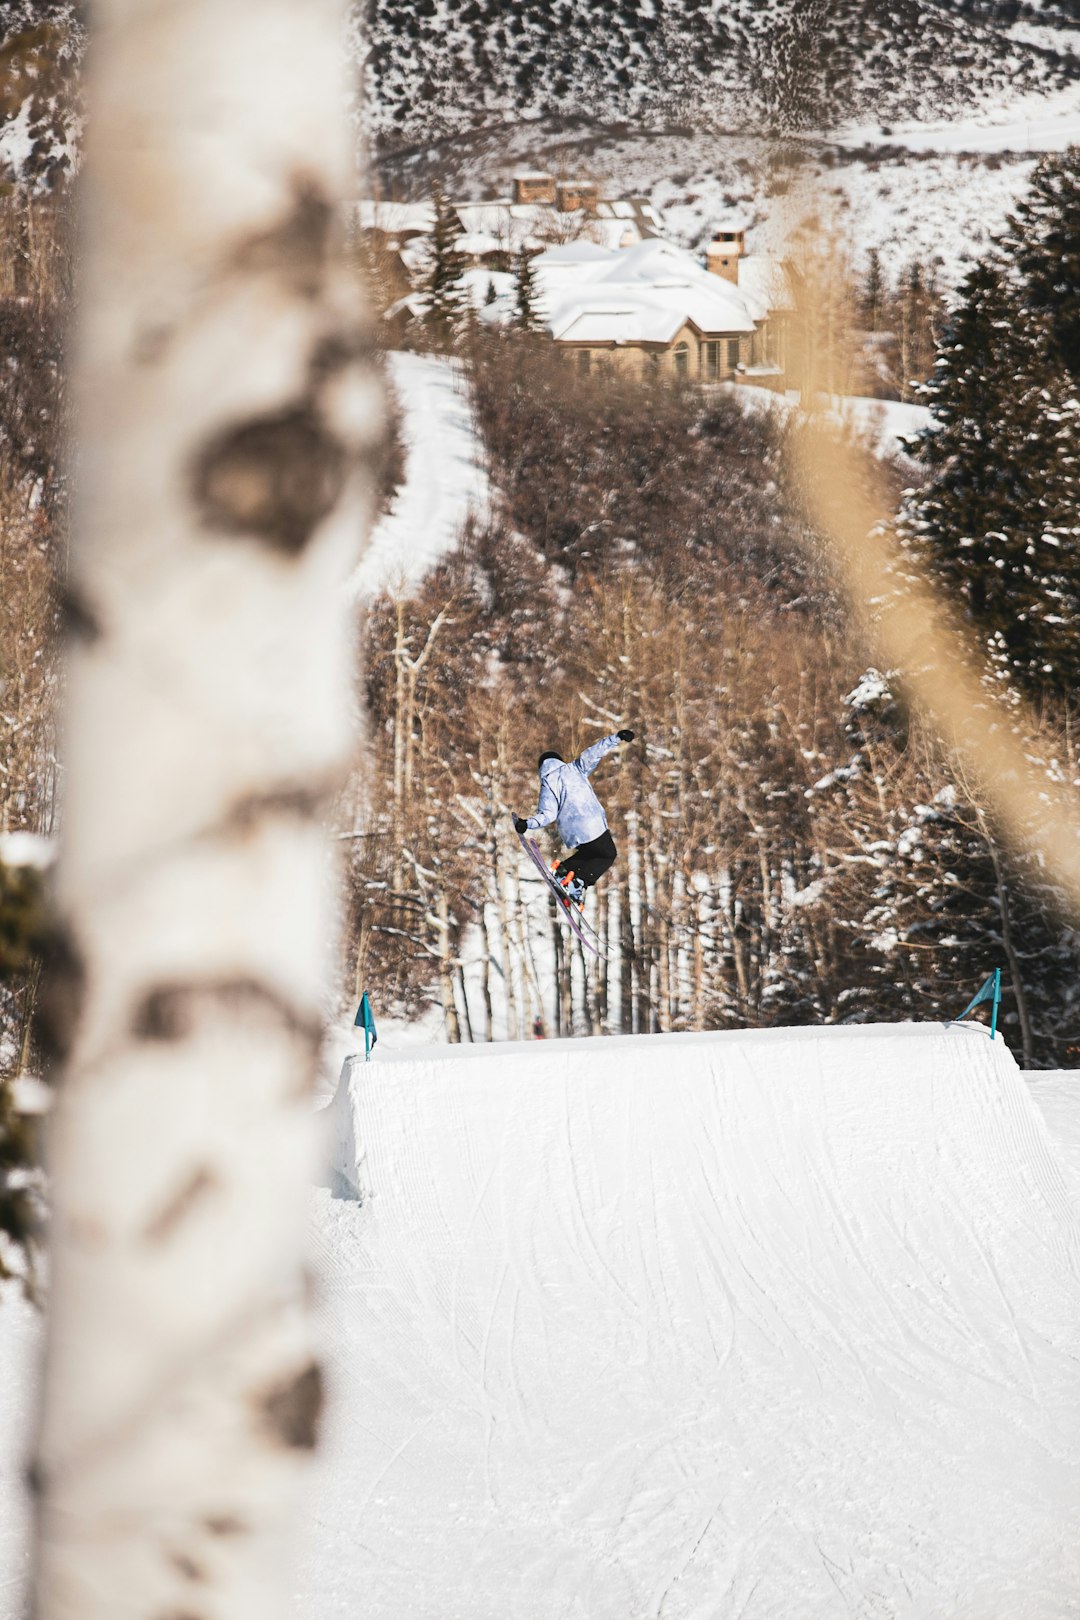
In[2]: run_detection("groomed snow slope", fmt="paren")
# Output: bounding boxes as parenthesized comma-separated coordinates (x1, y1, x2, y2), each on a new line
(313, 1023, 1080, 1620)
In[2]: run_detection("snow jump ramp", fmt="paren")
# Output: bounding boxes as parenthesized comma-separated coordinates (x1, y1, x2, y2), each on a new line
(315, 1024, 1080, 1620)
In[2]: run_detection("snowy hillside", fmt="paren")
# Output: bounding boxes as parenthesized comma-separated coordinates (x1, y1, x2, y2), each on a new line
(357, 0, 1079, 154)
(308, 1021, 1080, 1619)
(4, 1, 1077, 291)
(374, 83, 1080, 290)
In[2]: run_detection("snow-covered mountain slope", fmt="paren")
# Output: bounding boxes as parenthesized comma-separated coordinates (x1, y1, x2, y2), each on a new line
(4, 2, 1076, 291)
(311, 1021, 1080, 1619)
(358, 0, 1079, 154)
(374, 85, 1080, 291)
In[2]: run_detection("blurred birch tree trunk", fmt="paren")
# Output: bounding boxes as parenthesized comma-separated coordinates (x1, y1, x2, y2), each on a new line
(33, 2, 381, 1616)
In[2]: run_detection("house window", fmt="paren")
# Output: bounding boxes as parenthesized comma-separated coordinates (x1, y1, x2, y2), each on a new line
(727, 337, 741, 371)
(704, 341, 720, 381)
(578, 349, 591, 375)
(673, 342, 690, 379)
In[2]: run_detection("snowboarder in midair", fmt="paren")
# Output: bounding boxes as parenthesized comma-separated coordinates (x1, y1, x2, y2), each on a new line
(513, 729, 635, 905)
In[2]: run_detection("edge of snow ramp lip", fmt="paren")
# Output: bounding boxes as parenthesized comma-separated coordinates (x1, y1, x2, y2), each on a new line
(316, 1022, 1080, 1620)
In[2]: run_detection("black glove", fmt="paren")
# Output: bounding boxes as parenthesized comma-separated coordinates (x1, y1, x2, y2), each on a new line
(617, 728, 635, 743)
(513, 815, 529, 834)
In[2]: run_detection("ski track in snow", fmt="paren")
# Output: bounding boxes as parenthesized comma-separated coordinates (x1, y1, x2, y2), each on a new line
(351, 351, 489, 603)
(304, 1025, 1080, 1620)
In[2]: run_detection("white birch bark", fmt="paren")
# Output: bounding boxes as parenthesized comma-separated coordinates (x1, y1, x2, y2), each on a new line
(34, 3, 381, 1616)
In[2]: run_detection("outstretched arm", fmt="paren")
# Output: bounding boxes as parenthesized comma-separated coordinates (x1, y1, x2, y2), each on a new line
(524, 775, 559, 831)
(575, 732, 626, 777)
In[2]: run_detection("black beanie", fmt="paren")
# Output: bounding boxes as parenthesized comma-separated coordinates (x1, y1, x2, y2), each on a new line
(538, 750, 563, 770)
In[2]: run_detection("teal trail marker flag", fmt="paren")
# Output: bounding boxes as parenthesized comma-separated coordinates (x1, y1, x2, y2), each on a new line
(955, 968, 1002, 1040)
(354, 992, 377, 1061)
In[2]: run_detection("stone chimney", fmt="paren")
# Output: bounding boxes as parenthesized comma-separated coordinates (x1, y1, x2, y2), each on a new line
(512, 171, 556, 206)
(706, 222, 747, 284)
(556, 179, 600, 214)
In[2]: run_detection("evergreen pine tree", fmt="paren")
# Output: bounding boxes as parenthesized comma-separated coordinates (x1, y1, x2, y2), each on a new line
(892, 261, 942, 399)
(901, 260, 1080, 704)
(909, 261, 942, 384)
(813, 679, 1080, 1067)
(1001, 145, 1080, 381)
(425, 183, 466, 344)
(485, 277, 498, 305)
(515, 244, 540, 331)
(874, 779, 1080, 1069)
(861, 247, 884, 331)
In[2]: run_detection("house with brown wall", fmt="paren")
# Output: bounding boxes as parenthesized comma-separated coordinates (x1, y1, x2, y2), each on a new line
(480, 237, 791, 387)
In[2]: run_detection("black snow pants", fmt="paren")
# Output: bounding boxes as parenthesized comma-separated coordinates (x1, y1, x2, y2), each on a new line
(555, 829, 617, 890)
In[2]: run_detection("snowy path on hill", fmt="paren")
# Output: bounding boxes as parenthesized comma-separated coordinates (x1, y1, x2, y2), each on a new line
(351, 351, 489, 601)
(838, 83, 1080, 155)
(305, 1024, 1080, 1620)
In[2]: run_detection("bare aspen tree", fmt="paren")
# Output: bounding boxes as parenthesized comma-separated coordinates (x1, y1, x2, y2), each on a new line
(34, 3, 381, 1617)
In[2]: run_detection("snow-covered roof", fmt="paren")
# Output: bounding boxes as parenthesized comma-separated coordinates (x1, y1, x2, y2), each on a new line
(540, 242, 615, 264)
(588, 218, 651, 251)
(393, 225, 788, 348)
(532, 243, 620, 298)
(476, 237, 773, 346)
(453, 231, 504, 257)
(453, 201, 521, 241)
(351, 199, 435, 236)
(549, 285, 750, 344)
(582, 240, 757, 332)
(521, 255, 605, 313)
(451, 201, 560, 251)
(554, 303, 687, 345)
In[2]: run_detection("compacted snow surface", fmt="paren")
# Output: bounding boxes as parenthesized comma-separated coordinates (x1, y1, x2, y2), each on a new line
(309, 1023, 1080, 1619)
(351, 350, 488, 602)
